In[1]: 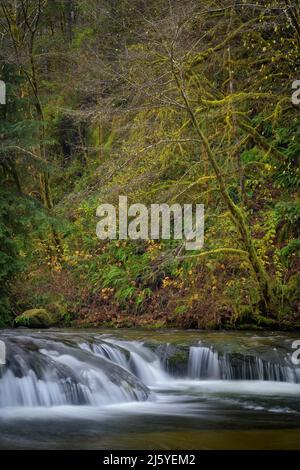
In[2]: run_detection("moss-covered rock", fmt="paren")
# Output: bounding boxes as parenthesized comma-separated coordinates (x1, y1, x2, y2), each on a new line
(15, 308, 55, 328)
(163, 347, 189, 376)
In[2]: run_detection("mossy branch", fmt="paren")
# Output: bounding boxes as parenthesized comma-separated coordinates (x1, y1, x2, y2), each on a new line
(177, 248, 249, 260)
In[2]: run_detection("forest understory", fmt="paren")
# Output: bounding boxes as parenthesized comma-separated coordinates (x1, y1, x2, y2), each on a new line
(0, 0, 299, 330)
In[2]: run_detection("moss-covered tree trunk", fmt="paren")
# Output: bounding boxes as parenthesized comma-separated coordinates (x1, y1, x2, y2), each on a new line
(171, 61, 278, 315)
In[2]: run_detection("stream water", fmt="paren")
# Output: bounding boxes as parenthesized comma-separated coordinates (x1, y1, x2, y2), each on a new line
(0, 329, 300, 449)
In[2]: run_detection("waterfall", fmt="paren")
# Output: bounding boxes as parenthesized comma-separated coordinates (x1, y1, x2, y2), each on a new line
(221, 354, 300, 382)
(80, 338, 167, 385)
(187, 345, 300, 382)
(0, 335, 149, 408)
(1, 331, 299, 411)
(1, 330, 300, 451)
(80, 341, 128, 368)
(188, 346, 220, 379)
(81, 338, 300, 384)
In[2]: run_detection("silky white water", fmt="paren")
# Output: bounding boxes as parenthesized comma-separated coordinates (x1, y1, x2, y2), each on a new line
(0, 330, 300, 449)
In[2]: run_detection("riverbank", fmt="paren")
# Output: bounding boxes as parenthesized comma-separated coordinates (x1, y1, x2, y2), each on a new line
(11, 302, 300, 331)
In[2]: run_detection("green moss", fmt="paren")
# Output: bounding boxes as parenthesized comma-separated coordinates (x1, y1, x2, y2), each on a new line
(252, 315, 277, 327)
(15, 308, 55, 328)
(168, 351, 189, 367)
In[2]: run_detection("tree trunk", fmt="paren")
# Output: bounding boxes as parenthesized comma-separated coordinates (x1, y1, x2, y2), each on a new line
(171, 62, 278, 314)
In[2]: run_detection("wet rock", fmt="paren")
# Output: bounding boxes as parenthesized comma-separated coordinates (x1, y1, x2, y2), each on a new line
(154, 343, 189, 376)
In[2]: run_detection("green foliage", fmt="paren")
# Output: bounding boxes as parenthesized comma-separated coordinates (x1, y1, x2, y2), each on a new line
(275, 201, 300, 255)
(0, 0, 299, 327)
(275, 201, 300, 232)
(273, 125, 300, 190)
(280, 239, 300, 260)
(85, 242, 155, 311)
(0, 183, 66, 324)
(0, 189, 24, 325)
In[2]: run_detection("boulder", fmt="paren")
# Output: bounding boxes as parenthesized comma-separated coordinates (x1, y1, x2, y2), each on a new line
(15, 308, 54, 328)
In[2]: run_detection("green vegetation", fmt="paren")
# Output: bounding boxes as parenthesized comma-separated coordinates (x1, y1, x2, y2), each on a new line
(15, 308, 54, 328)
(0, 0, 299, 329)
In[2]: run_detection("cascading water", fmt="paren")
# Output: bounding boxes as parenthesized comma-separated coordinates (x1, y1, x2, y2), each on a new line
(0, 334, 149, 407)
(1, 330, 300, 450)
(1, 331, 300, 410)
(188, 346, 220, 379)
(79, 338, 167, 385)
(186, 344, 300, 382)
